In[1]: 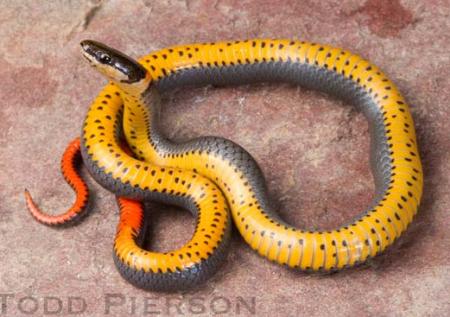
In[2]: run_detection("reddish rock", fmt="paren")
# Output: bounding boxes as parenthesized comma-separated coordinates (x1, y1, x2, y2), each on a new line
(349, 0, 415, 38)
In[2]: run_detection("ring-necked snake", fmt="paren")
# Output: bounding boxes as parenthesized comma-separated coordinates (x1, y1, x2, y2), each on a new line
(26, 39, 423, 291)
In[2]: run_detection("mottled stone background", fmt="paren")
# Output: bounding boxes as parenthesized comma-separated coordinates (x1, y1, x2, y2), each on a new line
(0, 0, 449, 316)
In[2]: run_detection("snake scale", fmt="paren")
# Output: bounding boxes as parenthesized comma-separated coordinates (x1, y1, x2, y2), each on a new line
(25, 39, 423, 291)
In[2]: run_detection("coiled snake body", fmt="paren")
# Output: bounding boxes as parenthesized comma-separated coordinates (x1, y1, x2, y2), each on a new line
(26, 39, 423, 291)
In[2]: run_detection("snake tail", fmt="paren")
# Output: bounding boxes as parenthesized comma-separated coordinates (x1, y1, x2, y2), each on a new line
(24, 138, 90, 226)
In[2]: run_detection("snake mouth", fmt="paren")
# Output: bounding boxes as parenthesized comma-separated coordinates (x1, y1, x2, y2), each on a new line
(80, 39, 147, 84)
(81, 53, 96, 66)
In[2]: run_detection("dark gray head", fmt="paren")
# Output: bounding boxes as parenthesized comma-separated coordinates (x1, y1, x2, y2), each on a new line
(80, 40, 148, 84)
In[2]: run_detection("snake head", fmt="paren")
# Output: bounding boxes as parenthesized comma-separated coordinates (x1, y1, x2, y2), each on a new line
(80, 40, 148, 85)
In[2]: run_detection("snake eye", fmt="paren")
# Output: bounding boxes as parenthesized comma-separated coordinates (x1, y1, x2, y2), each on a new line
(98, 53, 111, 64)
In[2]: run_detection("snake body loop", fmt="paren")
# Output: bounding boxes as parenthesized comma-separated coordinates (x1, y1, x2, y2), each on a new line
(81, 39, 423, 274)
(26, 136, 231, 291)
(80, 41, 232, 289)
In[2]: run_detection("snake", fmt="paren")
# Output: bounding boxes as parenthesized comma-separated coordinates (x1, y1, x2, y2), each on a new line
(26, 38, 423, 291)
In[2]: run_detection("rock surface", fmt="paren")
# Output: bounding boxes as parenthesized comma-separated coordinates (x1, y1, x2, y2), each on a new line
(0, 0, 449, 316)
